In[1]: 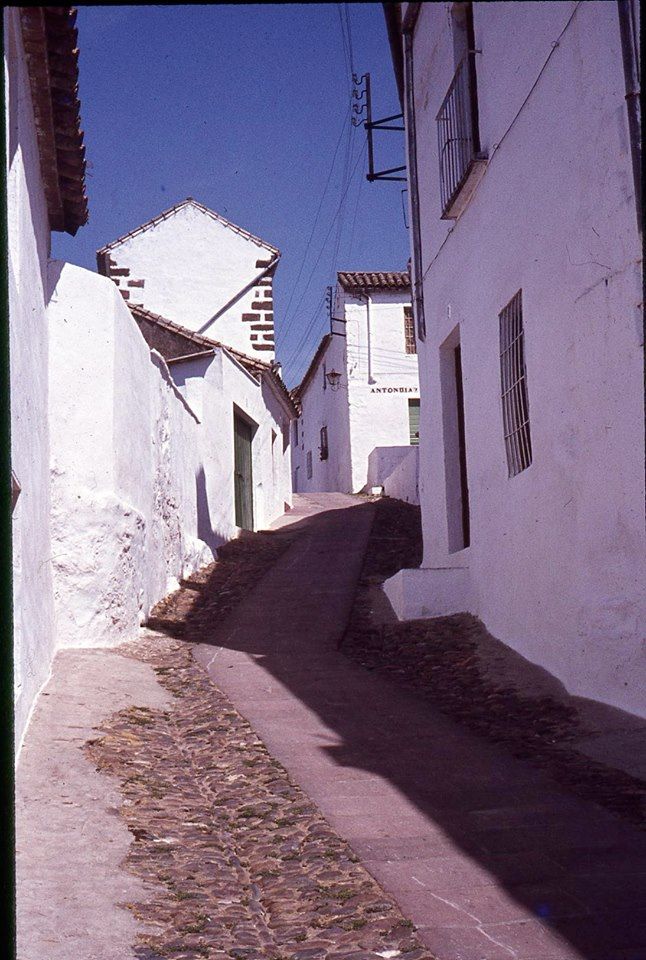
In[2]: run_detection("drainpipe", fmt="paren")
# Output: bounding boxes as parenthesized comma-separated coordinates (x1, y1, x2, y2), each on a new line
(354, 290, 375, 384)
(402, 6, 426, 342)
(365, 292, 375, 385)
(617, 0, 641, 237)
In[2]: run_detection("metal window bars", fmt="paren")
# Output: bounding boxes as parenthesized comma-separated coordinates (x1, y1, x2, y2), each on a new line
(436, 54, 479, 217)
(404, 306, 417, 354)
(499, 291, 532, 477)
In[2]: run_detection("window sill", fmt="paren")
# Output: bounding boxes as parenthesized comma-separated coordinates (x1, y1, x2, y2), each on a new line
(441, 154, 488, 221)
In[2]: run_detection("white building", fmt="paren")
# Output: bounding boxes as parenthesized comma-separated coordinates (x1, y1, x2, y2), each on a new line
(96, 197, 278, 362)
(292, 272, 420, 500)
(131, 305, 296, 542)
(384, 2, 644, 716)
(6, 7, 295, 752)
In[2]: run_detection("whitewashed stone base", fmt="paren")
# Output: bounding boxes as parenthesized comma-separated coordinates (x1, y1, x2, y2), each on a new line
(383, 565, 473, 621)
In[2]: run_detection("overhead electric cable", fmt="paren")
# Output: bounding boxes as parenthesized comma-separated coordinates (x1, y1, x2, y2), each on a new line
(278, 106, 352, 342)
(280, 138, 368, 350)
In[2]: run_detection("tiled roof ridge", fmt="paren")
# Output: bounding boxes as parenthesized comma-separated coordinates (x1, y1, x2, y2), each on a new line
(19, 6, 89, 235)
(98, 197, 280, 256)
(337, 270, 410, 290)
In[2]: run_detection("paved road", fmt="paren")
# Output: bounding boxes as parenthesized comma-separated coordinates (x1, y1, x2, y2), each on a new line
(195, 493, 646, 960)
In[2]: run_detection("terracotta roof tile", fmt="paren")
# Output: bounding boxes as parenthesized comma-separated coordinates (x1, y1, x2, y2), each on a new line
(20, 7, 88, 235)
(128, 305, 297, 417)
(337, 271, 410, 291)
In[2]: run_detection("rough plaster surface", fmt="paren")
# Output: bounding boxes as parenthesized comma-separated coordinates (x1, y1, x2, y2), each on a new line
(6, 7, 57, 750)
(294, 286, 420, 495)
(400, 0, 645, 715)
(16, 646, 171, 960)
(47, 262, 214, 651)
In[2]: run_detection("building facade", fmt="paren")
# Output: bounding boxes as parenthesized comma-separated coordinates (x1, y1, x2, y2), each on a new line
(131, 305, 295, 544)
(384, 1, 645, 716)
(293, 272, 420, 498)
(96, 198, 278, 362)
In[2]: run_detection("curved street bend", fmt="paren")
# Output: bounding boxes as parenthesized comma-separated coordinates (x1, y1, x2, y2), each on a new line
(16, 494, 646, 960)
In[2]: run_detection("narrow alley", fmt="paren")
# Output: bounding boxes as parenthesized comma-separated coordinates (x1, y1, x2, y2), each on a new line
(17, 495, 646, 960)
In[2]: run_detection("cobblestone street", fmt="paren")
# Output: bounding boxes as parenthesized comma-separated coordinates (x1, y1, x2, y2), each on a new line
(16, 495, 646, 960)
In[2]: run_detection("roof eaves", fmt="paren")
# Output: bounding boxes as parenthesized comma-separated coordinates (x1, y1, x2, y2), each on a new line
(20, 6, 88, 235)
(128, 303, 270, 377)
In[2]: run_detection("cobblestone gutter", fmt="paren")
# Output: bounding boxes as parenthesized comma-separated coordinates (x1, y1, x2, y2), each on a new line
(84, 526, 437, 960)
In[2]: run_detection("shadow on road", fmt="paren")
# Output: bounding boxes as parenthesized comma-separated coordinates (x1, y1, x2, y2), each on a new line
(155, 497, 646, 960)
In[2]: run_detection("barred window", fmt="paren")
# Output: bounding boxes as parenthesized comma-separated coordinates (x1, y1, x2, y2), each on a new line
(319, 425, 329, 460)
(306, 450, 312, 479)
(404, 306, 416, 354)
(499, 291, 532, 477)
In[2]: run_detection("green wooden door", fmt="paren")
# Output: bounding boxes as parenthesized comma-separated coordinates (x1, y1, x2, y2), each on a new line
(408, 398, 420, 445)
(233, 413, 254, 530)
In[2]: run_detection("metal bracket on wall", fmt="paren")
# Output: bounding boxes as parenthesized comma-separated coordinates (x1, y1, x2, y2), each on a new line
(352, 72, 407, 183)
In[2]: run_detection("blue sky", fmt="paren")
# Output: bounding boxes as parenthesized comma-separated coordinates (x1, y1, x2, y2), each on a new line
(52, 4, 409, 387)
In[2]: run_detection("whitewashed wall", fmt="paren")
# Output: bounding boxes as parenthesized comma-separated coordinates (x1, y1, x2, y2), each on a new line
(6, 8, 57, 749)
(345, 289, 420, 493)
(47, 263, 213, 649)
(293, 288, 420, 496)
(367, 447, 419, 504)
(393, 1, 645, 716)
(292, 334, 353, 494)
(100, 202, 277, 360)
(172, 350, 293, 539)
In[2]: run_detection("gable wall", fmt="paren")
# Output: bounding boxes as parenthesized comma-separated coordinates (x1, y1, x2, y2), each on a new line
(99, 204, 276, 361)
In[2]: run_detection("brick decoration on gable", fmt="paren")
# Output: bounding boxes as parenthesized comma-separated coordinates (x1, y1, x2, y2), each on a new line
(96, 252, 146, 306)
(250, 262, 276, 355)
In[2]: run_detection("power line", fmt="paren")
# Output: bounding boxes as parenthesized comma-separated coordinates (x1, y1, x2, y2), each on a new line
(281, 293, 328, 373)
(343, 3, 356, 78)
(278, 106, 351, 341)
(280, 139, 368, 345)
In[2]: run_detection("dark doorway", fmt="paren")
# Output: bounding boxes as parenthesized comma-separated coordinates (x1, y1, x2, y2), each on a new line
(233, 411, 254, 530)
(454, 344, 470, 548)
(440, 329, 470, 552)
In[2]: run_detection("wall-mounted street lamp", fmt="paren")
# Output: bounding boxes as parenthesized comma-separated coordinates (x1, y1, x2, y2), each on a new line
(325, 369, 342, 391)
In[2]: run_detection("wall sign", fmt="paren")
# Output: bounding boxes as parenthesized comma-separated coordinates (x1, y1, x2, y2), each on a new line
(370, 386, 418, 394)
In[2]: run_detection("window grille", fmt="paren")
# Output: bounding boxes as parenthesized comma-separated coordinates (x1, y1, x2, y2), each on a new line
(404, 306, 416, 354)
(306, 450, 312, 479)
(436, 52, 481, 217)
(499, 291, 532, 477)
(319, 425, 329, 460)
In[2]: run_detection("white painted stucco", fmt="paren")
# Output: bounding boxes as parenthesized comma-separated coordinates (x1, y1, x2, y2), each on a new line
(392, 1, 645, 716)
(293, 284, 420, 497)
(367, 447, 419, 505)
(172, 349, 293, 543)
(6, 7, 57, 748)
(47, 262, 214, 649)
(99, 200, 278, 361)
